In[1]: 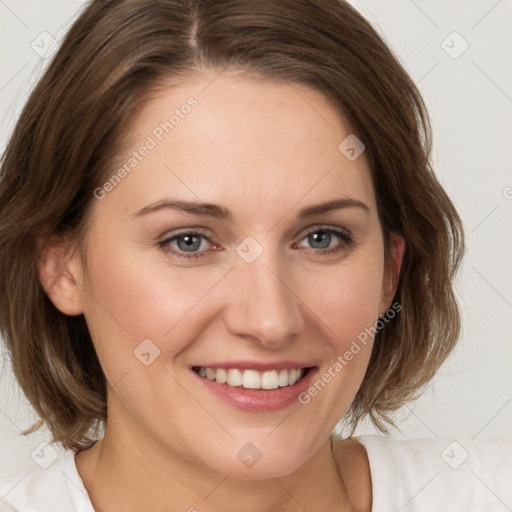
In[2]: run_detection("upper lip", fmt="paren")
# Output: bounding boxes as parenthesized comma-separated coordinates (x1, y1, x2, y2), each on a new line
(192, 360, 315, 372)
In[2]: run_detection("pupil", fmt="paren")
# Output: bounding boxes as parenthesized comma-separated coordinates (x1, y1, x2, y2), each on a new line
(178, 235, 201, 251)
(310, 231, 331, 249)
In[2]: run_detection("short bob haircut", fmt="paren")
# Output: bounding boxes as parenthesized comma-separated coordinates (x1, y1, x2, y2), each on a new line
(0, 0, 464, 451)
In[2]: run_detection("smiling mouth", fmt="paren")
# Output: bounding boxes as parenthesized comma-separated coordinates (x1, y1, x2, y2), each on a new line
(192, 366, 312, 390)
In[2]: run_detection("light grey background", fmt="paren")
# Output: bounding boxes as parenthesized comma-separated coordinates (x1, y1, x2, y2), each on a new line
(1, 0, 511, 476)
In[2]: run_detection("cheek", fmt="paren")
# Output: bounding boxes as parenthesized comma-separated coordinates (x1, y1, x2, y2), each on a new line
(81, 233, 385, 365)
(79, 244, 228, 374)
(304, 257, 385, 345)
(293, 253, 384, 405)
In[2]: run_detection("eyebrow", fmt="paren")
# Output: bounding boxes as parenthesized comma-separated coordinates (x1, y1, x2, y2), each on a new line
(131, 197, 369, 221)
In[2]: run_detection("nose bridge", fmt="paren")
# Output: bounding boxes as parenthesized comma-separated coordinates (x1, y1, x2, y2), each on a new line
(224, 246, 304, 346)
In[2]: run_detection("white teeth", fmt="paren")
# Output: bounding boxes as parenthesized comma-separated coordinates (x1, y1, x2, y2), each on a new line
(242, 369, 261, 389)
(196, 367, 306, 389)
(261, 370, 279, 390)
(216, 368, 227, 384)
(278, 369, 289, 387)
(227, 369, 243, 387)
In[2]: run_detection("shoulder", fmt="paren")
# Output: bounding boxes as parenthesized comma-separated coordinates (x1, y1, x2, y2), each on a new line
(0, 448, 94, 512)
(355, 434, 512, 511)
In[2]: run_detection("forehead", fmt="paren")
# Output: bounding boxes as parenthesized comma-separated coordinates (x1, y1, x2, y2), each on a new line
(99, 70, 377, 222)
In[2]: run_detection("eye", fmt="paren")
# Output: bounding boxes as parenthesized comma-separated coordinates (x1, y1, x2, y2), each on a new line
(159, 226, 354, 260)
(294, 227, 353, 255)
(159, 231, 215, 258)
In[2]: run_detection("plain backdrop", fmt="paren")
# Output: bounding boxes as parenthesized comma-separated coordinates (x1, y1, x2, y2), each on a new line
(0, 0, 511, 476)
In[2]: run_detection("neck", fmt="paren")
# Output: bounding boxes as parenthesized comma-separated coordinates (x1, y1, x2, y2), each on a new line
(76, 422, 355, 512)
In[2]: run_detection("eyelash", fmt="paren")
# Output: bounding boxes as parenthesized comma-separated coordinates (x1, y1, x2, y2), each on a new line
(159, 226, 354, 260)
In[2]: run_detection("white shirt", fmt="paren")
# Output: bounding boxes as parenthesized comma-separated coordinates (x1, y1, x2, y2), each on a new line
(1, 435, 511, 511)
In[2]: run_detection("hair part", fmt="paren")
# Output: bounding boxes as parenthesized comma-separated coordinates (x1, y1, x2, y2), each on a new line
(0, 0, 464, 450)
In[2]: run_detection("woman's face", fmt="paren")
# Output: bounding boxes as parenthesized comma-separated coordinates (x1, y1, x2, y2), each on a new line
(72, 71, 399, 478)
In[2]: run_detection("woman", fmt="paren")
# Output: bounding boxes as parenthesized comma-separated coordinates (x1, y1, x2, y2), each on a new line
(0, 1, 509, 510)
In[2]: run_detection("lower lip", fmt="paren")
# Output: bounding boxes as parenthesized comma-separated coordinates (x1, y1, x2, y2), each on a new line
(193, 368, 317, 412)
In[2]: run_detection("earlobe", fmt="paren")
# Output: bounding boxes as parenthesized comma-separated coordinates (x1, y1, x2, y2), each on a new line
(380, 234, 405, 314)
(37, 238, 84, 316)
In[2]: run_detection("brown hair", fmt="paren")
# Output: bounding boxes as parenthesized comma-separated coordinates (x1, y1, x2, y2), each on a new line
(0, 0, 464, 450)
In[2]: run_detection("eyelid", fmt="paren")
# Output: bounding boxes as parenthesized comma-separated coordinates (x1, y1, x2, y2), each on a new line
(297, 223, 351, 238)
(158, 227, 213, 243)
(159, 224, 354, 260)
(159, 224, 350, 245)
(295, 225, 353, 250)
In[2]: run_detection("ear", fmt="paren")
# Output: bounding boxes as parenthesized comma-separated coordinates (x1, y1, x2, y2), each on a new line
(379, 233, 405, 315)
(37, 237, 84, 316)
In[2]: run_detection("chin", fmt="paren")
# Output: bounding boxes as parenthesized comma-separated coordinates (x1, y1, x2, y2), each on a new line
(197, 436, 314, 480)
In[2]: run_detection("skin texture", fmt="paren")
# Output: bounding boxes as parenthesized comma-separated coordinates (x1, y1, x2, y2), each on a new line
(40, 70, 404, 511)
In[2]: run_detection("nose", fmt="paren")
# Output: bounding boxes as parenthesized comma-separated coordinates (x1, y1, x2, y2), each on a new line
(222, 251, 305, 348)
